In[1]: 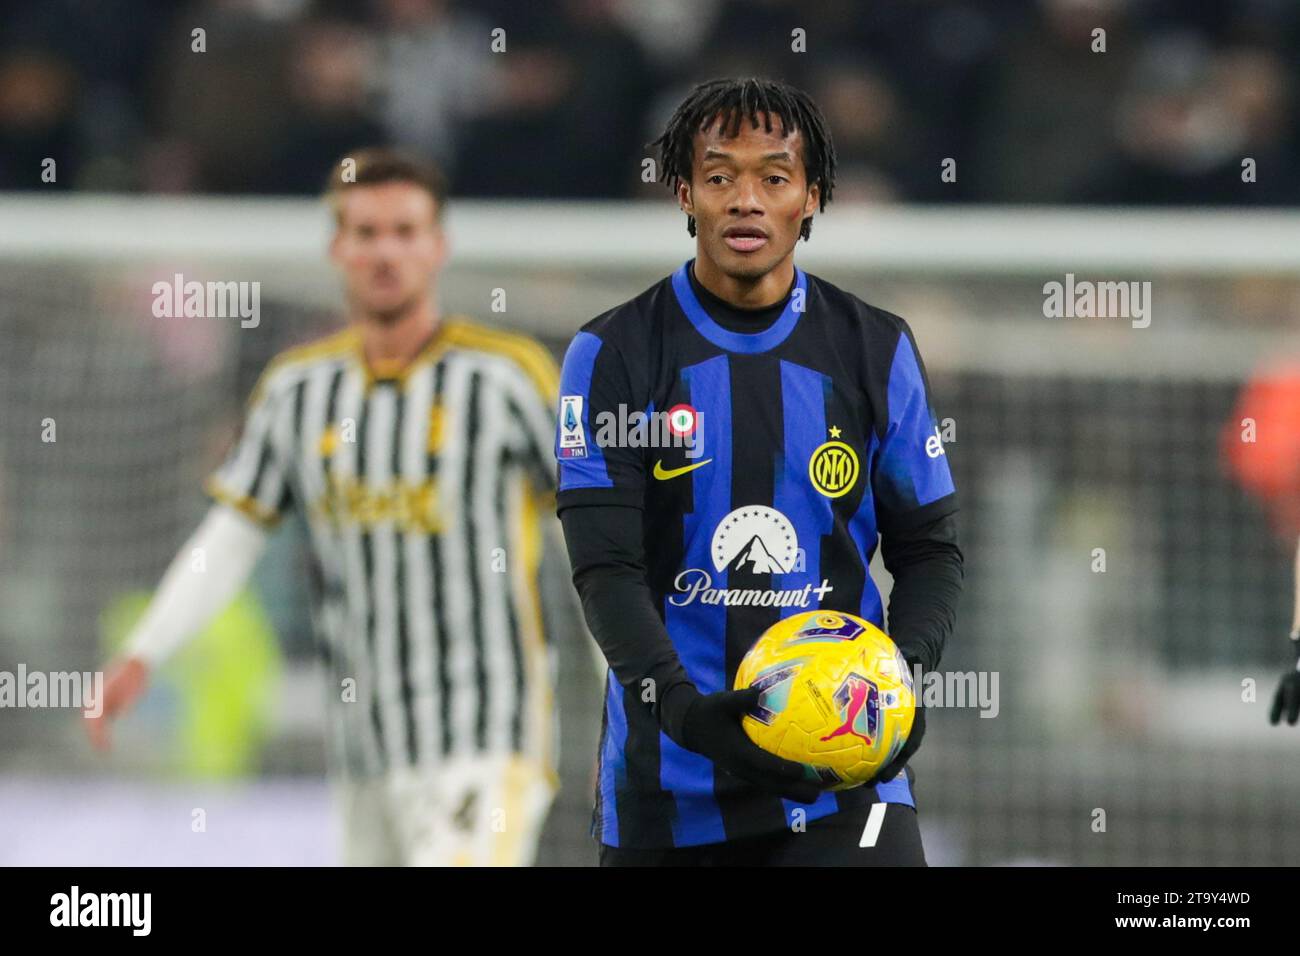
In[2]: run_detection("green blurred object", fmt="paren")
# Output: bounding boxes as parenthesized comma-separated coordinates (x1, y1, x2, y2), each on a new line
(100, 590, 280, 778)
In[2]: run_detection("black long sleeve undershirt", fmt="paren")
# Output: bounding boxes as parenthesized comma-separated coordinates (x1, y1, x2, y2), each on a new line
(880, 511, 964, 675)
(560, 502, 964, 735)
(560, 505, 694, 734)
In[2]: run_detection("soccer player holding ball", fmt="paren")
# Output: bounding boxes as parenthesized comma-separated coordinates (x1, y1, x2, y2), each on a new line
(557, 78, 964, 865)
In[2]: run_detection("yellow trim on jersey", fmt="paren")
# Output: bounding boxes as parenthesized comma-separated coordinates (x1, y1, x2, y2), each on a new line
(248, 322, 449, 400)
(248, 318, 557, 406)
(351, 321, 456, 392)
(441, 318, 560, 402)
(247, 327, 358, 408)
(205, 477, 283, 529)
(384, 326, 456, 387)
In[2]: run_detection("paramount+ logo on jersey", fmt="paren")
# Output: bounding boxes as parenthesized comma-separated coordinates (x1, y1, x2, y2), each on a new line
(668, 505, 834, 609)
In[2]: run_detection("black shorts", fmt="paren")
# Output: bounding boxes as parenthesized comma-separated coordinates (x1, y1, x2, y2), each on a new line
(598, 802, 926, 867)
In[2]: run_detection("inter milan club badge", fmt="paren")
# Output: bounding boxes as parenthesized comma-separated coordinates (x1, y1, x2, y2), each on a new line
(808, 425, 860, 498)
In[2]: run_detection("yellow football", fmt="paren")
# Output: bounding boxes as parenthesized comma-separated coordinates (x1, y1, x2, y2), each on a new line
(733, 610, 916, 790)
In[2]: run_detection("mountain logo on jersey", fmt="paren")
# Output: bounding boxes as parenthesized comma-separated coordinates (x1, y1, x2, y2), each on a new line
(558, 395, 587, 459)
(732, 537, 784, 574)
(711, 506, 797, 573)
(668, 505, 834, 608)
(809, 432, 860, 498)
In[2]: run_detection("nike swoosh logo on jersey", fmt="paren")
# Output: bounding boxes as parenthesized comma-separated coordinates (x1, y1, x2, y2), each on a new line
(653, 459, 713, 480)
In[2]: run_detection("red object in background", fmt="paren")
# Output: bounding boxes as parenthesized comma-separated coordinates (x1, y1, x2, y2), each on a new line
(1223, 364, 1300, 536)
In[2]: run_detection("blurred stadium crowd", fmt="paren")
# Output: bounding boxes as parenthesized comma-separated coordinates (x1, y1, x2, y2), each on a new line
(2, 0, 1298, 204)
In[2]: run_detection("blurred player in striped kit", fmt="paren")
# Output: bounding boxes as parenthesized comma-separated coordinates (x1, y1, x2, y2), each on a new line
(85, 149, 564, 866)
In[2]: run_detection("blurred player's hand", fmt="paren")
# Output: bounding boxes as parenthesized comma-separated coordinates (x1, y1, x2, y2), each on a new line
(85, 656, 151, 751)
(874, 702, 925, 787)
(663, 684, 820, 803)
(1269, 648, 1300, 726)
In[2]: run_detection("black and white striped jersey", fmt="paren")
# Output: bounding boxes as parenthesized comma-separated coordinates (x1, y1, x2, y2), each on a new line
(208, 318, 561, 779)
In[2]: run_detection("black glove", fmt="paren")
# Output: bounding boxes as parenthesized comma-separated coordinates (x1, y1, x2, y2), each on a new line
(873, 701, 926, 786)
(1269, 639, 1300, 726)
(659, 683, 821, 803)
(871, 652, 928, 785)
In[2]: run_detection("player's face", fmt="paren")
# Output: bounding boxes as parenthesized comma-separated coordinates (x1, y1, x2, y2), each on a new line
(330, 183, 447, 324)
(679, 114, 821, 283)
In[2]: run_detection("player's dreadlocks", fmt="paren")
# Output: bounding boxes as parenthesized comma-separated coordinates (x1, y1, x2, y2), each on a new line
(649, 77, 836, 241)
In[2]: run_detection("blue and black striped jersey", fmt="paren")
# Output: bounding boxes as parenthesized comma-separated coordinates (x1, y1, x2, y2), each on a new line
(557, 260, 957, 849)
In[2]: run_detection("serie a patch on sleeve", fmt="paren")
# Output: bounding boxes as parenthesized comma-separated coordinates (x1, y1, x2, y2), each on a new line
(558, 395, 587, 458)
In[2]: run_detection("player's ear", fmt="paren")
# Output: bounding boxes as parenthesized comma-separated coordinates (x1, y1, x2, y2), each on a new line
(804, 182, 820, 218)
(677, 180, 694, 217)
